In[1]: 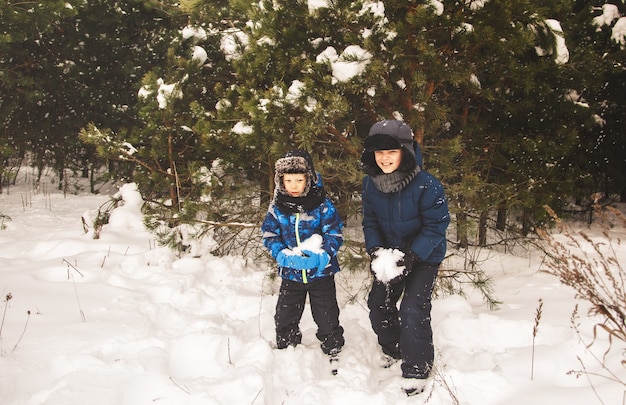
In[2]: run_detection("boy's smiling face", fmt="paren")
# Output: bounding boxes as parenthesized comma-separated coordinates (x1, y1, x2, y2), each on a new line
(374, 149, 402, 174)
(283, 173, 307, 197)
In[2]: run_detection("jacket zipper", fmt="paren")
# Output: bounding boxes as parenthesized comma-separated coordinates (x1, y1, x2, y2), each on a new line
(294, 213, 308, 283)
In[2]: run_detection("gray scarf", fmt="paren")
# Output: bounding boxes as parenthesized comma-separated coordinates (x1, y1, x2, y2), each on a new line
(371, 166, 420, 193)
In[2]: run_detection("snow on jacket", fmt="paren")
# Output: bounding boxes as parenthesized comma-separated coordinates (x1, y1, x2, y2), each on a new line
(361, 126, 450, 264)
(262, 175, 343, 283)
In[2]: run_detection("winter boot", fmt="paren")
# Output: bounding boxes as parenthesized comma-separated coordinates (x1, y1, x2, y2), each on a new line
(401, 377, 427, 397)
(380, 353, 401, 368)
(328, 348, 340, 375)
(276, 329, 302, 349)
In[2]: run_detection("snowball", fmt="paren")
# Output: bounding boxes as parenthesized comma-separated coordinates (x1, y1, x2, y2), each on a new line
(293, 234, 324, 254)
(370, 248, 405, 283)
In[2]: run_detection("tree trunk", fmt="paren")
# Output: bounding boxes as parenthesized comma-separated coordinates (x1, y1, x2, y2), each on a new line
(89, 163, 95, 194)
(521, 209, 531, 236)
(478, 211, 487, 247)
(167, 132, 179, 210)
(456, 212, 469, 249)
(496, 202, 507, 231)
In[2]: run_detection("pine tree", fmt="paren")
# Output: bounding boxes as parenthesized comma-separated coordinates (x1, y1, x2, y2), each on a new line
(563, 1, 626, 203)
(359, 0, 587, 241)
(185, 0, 588, 244)
(0, 0, 182, 190)
(80, 2, 246, 252)
(0, 0, 79, 186)
(442, 0, 588, 237)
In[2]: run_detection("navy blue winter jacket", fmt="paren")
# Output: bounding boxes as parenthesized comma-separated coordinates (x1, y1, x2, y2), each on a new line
(362, 145, 450, 264)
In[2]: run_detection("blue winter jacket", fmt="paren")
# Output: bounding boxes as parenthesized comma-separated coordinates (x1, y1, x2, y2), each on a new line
(362, 145, 450, 264)
(262, 176, 343, 283)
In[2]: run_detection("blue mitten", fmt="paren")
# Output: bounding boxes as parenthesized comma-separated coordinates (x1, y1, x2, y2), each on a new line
(319, 252, 330, 271)
(276, 249, 319, 269)
(290, 253, 318, 269)
(276, 249, 292, 268)
(303, 250, 330, 272)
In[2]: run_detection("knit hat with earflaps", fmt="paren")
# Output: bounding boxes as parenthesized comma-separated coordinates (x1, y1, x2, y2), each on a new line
(361, 120, 418, 175)
(274, 149, 318, 197)
(273, 150, 325, 214)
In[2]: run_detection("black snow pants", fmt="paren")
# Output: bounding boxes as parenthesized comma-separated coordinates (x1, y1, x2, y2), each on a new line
(275, 276, 344, 355)
(367, 261, 439, 378)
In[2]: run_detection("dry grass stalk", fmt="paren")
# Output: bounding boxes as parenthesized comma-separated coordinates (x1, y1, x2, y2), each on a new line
(0, 293, 13, 355)
(539, 203, 626, 391)
(531, 298, 543, 380)
(11, 310, 31, 353)
(63, 259, 86, 322)
(428, 362, 460, 405)
(0, 293, 12, 338)
(539, 204, 625, 348)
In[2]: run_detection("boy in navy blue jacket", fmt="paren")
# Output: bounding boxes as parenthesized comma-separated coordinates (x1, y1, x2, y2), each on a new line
(361, 120, 450, 395)
(262, 150, 344, 361)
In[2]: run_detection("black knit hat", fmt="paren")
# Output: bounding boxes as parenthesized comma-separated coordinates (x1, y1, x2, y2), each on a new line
(361, 120, 418, 174)
(363, 133, 402, 151)
(274, 150, 317, 196)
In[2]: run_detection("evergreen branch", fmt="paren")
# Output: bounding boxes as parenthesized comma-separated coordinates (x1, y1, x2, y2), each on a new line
(194, 219, 258, 228)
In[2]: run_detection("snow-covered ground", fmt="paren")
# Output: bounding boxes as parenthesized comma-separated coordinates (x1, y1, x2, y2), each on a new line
(0, 173, 624, 405)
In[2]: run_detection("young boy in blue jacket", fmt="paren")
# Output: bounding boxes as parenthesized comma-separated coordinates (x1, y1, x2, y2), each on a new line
(361, 120, 450, 396)
(262, 150, 345, 361)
